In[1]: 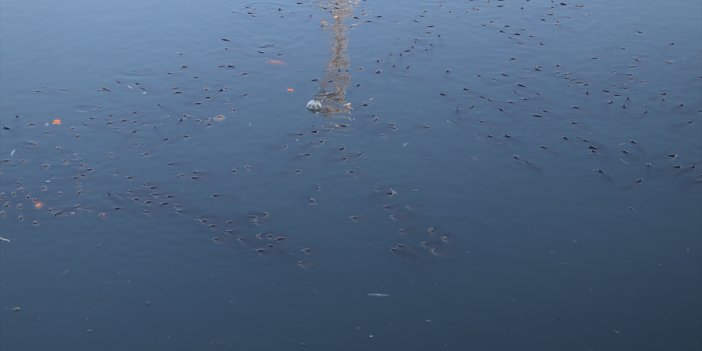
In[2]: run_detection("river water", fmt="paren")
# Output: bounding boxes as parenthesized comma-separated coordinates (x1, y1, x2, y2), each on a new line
(1, 1, 701, 350)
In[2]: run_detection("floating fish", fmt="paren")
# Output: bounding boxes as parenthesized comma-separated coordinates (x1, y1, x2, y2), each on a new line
(367, 293, 390, 297)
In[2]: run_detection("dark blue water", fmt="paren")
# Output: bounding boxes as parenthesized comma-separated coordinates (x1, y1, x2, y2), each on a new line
(1, 1, 701, 350)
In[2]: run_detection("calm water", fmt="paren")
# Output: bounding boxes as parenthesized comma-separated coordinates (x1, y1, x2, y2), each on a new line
(1, 1, 701, 350)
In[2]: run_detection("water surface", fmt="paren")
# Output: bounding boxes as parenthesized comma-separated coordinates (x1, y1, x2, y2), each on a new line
(1, 1, 701, 350)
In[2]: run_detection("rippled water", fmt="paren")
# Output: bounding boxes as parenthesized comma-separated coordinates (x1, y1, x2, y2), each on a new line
(1, 1, 701, 350)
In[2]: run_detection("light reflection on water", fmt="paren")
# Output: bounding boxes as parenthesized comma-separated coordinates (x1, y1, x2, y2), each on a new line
(1, 0, 701, 350)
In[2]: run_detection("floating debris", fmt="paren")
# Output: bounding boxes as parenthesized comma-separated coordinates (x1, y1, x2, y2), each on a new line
(306, 100, 323, 111)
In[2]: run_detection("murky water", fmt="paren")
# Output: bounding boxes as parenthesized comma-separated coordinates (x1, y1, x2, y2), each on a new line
(1, 0, 701, 350)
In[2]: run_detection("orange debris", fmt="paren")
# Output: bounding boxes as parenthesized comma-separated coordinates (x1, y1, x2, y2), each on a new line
(33, 200, 44, 209)
(51, 118, 62, 125)
(287, 88, 294, 92)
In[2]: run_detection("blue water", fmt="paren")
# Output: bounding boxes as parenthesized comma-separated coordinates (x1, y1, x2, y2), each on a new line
(1, 1, 701, 350)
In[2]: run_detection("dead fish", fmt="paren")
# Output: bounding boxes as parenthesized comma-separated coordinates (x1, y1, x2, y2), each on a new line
(266, 59, 286, 65)
(367, 293, 390, 297)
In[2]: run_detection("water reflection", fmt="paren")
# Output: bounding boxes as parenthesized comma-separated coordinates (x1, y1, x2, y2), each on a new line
(315, 0, 358, 116)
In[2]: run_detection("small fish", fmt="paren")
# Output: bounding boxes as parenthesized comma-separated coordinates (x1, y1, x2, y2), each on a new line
(367, 293, 390, 297)
(266, 59, 286, 65)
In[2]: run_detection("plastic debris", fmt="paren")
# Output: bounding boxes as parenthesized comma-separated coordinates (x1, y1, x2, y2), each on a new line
(306, 100, 322, 111)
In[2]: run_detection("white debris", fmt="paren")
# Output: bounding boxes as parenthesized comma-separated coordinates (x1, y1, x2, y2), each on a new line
(10, 149, 16, 157)
(0, 236, 10, 243)
(306, 100, 322, 111)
